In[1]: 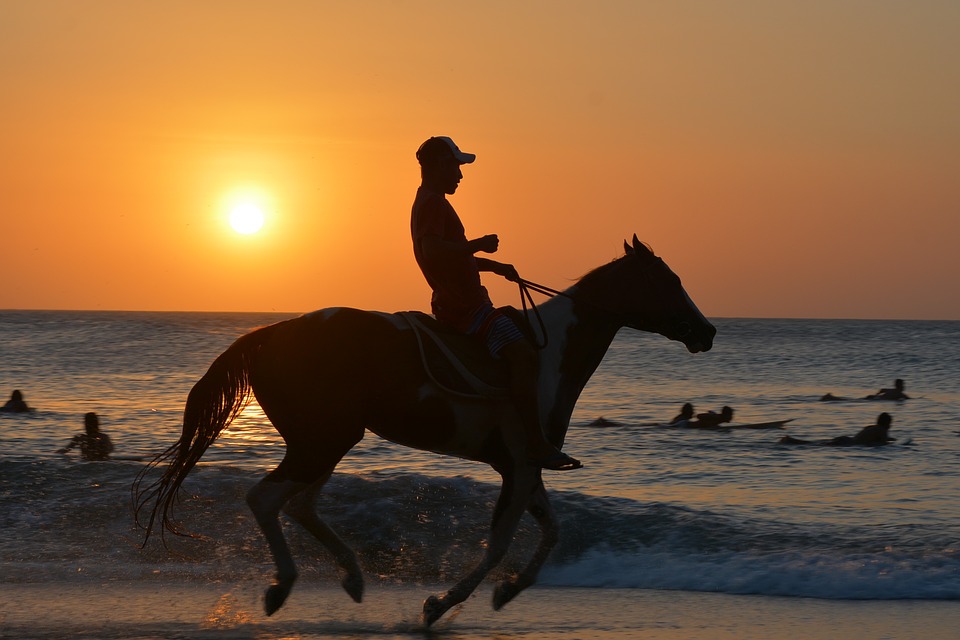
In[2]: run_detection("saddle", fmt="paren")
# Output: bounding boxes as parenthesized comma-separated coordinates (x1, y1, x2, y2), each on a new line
(399, 310, 530, 399)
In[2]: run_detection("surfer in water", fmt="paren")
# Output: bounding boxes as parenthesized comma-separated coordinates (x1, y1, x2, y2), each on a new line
(667, 403, 695, 427)
(1, 389, 31, 413)
(865, 378, 909, 401)
(58, 412, 114, 461)
(821, 378, 910, 402)
(779, 412, 895, 446)
(687, 405, 734, 429)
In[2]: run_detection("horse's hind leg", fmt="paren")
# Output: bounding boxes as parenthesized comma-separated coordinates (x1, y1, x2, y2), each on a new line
(246, 475, 309, 615)
(282, 472, 364, 603)
(492, 482, 558, 610)
(246, 420, 364, 616)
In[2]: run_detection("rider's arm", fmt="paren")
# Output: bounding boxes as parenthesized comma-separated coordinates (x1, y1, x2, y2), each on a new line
(419, 234, 497, 260)
(420, 234, 517, 281)
(476, 258, 519, 282)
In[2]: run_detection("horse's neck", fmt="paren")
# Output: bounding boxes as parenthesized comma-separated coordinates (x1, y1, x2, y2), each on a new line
(536, 291, 620, 443)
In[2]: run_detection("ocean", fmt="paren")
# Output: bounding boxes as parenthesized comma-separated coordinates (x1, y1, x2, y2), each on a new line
(1, 310, 959, 638)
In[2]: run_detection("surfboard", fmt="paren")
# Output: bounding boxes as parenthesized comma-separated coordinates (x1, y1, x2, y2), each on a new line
(585, 417, 624, 427)
(725, 419, 794, 430)
(655, 418, 793, 429)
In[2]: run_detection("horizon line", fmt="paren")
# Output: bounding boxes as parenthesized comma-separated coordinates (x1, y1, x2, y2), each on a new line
(2, 308, 957, 323)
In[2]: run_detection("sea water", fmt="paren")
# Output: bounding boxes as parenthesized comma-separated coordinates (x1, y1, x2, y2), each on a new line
(1, 310, 958, 602)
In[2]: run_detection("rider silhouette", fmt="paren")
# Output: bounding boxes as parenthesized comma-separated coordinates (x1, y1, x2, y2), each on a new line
(410, 136, 581, 471)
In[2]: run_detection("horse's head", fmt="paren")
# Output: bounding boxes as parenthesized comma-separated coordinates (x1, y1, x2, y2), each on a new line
(576, 235, 715, 353)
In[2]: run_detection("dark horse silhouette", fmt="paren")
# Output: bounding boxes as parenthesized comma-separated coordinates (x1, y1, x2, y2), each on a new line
(134, 236, 716, 625)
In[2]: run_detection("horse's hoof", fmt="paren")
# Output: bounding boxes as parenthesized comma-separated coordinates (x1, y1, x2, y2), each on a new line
(422, 595, 446, 626)
(264, 579, 295, 616)
(492, 579, 522, 610)
(342, 572, 364, 603)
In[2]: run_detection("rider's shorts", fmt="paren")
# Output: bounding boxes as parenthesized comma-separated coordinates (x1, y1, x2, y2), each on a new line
(465, 302, 524, 358)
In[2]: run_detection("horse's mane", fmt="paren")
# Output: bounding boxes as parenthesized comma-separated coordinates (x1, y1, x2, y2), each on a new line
(574, 239, 656, 286)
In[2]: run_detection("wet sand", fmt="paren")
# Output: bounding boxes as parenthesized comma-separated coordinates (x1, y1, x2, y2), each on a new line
(2, 581, 958, 639)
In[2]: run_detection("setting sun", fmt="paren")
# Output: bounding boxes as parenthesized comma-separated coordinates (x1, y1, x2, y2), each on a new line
(229, 203, 265, 235)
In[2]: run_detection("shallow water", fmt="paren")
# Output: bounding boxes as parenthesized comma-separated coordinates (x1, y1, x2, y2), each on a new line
(1, 311, 958, 604)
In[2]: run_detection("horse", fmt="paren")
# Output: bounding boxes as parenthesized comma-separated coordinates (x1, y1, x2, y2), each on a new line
(133, 235, 716, 625)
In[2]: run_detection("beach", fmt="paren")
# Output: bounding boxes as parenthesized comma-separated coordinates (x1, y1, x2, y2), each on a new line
(4, 581, 959, 639)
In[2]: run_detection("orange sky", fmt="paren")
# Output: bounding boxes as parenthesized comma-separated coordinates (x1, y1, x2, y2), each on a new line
(2, 1, 958, 319)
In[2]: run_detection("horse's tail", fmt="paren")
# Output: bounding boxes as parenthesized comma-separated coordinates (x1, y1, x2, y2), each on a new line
(133, 322, 282, 544)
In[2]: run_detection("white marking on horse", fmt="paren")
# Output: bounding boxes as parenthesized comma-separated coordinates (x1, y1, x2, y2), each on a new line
(535, 295, 576, 424)
(683, 290, 709, 327)
(304, 307, 346, 321)
(370, 310, 409, 330)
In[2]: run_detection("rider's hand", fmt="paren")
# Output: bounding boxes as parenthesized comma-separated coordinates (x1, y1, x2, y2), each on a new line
(498, 263, 520, 283)
(472, 234, 499, 254)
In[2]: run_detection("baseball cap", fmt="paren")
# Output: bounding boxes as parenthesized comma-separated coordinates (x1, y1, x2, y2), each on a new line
(416, 136, 476, 165)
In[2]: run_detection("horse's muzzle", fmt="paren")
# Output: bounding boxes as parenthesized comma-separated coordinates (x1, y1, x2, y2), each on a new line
(682, 320, 716, 353)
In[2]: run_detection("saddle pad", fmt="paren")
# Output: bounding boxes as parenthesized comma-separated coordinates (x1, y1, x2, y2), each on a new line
(398, 312, 510, 398)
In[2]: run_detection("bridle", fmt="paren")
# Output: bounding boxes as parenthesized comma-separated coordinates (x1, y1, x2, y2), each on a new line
(514, 253, 692, 349)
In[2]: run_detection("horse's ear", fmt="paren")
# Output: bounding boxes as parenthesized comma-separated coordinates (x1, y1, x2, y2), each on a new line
(631, 234, 652, 257)
(623, 239, 633, 255)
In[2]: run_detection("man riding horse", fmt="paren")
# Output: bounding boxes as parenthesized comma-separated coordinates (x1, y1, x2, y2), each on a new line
(411, 136, 581, 471)
(134, 138, 716, 625)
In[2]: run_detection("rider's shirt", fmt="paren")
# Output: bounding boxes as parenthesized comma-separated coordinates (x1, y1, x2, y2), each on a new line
(411, 186, 491, 330)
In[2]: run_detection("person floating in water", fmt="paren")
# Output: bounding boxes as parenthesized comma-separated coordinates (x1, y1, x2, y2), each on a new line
(821, 379, 910, 402)
(687, 405, 734, 429)
(865, 378, 909, 401)
(58, 412, 114, 460)
(779, 413, 896, 447)
(411, 135, 580, 471)
(667, 403, 694, 427)
(1, 390, 31, 413)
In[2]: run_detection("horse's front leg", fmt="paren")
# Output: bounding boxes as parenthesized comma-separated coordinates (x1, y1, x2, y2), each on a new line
(422, 469, 538, 626)
(492, 480, 558, 610)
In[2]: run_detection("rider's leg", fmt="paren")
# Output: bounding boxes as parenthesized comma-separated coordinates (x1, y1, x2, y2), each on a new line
(499, 339, 581, 470)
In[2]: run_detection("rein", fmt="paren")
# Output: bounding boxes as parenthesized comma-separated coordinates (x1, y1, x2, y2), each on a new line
(515, 277, 565, 350)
